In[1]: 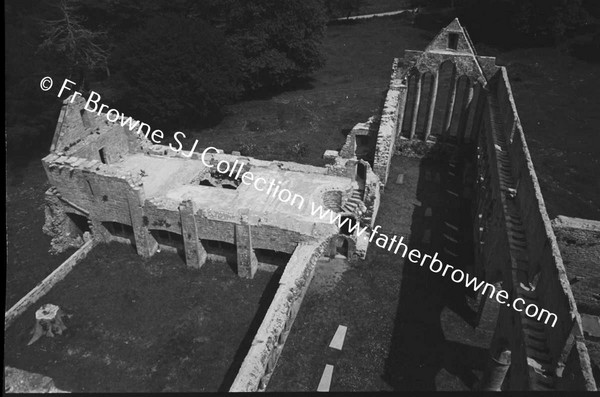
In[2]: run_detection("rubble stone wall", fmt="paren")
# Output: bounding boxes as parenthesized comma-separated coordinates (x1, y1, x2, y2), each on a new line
(229, 238, 331, 392)
(373, 58, 405, 186)
(52, 96, 150, 161)
(475, 68, 596, 391)
(42, 154, 142, 226)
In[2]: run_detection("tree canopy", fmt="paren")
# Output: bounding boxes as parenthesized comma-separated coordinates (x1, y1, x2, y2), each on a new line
(6, 0, 330, 132)
(111, 15, 241, 125)
(454, 0, 593, 46)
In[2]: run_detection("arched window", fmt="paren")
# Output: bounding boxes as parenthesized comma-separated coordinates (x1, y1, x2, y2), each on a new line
(401, 69, 420, 138)
(431, 60, 457, 139)
(448, 75, 471, 141)
(416, 72, 435, 140)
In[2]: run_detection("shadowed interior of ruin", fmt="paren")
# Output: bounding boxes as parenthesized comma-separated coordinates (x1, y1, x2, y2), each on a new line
(383, 144, 484, 390)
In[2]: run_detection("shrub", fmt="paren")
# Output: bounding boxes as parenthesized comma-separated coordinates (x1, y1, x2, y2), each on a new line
(113, 15, 241, 126)
(224, 0, 328, 93)
(239, 143, 258, 156)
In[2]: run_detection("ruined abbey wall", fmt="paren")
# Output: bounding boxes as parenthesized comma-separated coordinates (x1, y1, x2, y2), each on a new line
(378, 19, 596, 391)
(373, 58, 405, 186)
(230, 238, 332, 392)
(42, 155, 142, 225)
(476, 69, 596, 390)
(33, 18, 596, 392)
(51, 97, 147, 162)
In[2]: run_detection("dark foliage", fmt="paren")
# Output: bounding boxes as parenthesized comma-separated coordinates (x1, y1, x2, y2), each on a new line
(5, 1, 65, 159)
(6, 0, 330, 137)
(78, 0, 329, 112)
(37, 0, 110, 87)
(109, 15, 241, 126)
(222, 0, 328, 93)
(454, 0, 594, 47)
(325, 0, 364, 20)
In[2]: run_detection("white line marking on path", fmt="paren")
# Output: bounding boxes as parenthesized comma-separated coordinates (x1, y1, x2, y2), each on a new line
(317, 364, 334, 392)
(329, 325, 348, 350)
(443, 233, 458, 243)
(445, 222, 459, 231)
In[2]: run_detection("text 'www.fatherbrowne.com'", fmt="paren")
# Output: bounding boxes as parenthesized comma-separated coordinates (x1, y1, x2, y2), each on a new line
(185, 143, 560, 329)
(40, 76, 558, 328)
(310, 205, 558, 327)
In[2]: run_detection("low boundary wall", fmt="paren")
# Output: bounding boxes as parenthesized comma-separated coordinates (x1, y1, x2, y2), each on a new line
(229, 238, 331, 392)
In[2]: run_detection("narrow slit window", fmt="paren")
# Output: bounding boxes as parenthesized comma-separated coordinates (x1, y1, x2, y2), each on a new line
(448, 33, 459, 50)
(99, 148, 107, 164)
(80, 109, 91, 128)
(86, 180, 94, 196)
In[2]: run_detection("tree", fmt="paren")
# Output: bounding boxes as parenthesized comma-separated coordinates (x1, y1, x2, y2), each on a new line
(77, 0, 329, 119)
(113, 15, 241, 126)
(223, 0, 328, 92)
(37, 0, 110, 88)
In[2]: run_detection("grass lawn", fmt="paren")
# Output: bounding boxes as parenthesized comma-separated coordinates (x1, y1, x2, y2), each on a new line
(4, 243, 281, 392)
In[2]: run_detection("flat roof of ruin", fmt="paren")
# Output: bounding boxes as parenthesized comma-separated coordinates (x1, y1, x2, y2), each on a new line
(111, 153, 352, 235)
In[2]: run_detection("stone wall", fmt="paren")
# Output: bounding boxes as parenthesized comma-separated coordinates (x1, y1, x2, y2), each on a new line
(42, 154, 141, 224)
(51, 96, 151, 161)
(373, 58, 405, 186)
(474, 68, 596, 391)
(41, 151, 319, 274)
(497, 68, 594, 389)
(229, 238, 331, 392)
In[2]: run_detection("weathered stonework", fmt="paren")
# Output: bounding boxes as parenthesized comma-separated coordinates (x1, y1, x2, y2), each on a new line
(42, 187, 88, 254)
(230, 239, 332, 392)
(363, 18, 596, 391)
(42, 93, 382, 279)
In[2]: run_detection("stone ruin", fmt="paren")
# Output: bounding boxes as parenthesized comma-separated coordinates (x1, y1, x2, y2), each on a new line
(359, 18, 596, 391)
(42, 97, 381, 273)
(38, 19, 597, 391)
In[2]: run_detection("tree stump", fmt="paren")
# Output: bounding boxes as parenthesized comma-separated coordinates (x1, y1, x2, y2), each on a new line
(27, 304, 69, 346)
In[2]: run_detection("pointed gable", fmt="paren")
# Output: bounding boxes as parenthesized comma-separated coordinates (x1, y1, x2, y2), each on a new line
(397, 18, 492, 83)
(424, 18, 477, 55)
